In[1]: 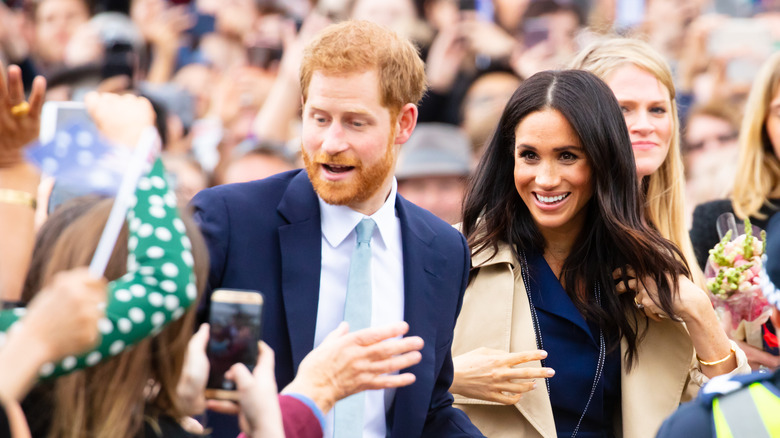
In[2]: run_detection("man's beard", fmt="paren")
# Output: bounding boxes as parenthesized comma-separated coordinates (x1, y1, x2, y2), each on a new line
(302, 137, 396, 207)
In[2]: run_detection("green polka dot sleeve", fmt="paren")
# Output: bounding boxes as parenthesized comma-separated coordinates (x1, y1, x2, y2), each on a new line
(0, 158, 196, 379)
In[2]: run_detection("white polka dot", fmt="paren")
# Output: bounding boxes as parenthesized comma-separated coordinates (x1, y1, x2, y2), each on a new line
(98, 318, 113, 334)
(76, 130, 93, 147)
(138, 223, 153, 238)
(152, 312, 165, 326)
(109, 340, 125, 355)
(149, 195, 164, 206)
(62, 356, 77, 370)
(118, 318, 132, 333)
(127, 195, 137, 208)
(173, 218, 185, 233)
(55, 131, 72, 149)
(155, 227, 172, 241)
(161, 263, 179, 278)
(140, 266, 155, 276)
(172, 308, 185, 319)
(164, 295, 180, 311)
(151, 176, 166, 189)
(77, 150, 94, 166)
(128, 236, 138, 251)
(130, 217, 142, 232)
(149, 206, 166, 218)
(115, 289, 132, 302)
(42, 157, 58, 174)
(86, 352, 102, 366)
(147, 246, 164, 259)
(181, 236, 191, 249)
(148, 292, 164, 307)
(127, 254, 137, 268)
(40, 362, 55, 377)
(138, 178, 152, 191)
(128, 259, 140, 272)
(160, 280, 177, 293)
(143, 276, 158, 286)
(121, 273, 134, 283)
(164, 193, 177, 208)
(0, 332, 6, 348)
(186, 283, 197, 300)
(129, 307, 145, 323)
(13, 308, 26, 317)
(182, 250, 193, 267)
(130, 284, 146, 297)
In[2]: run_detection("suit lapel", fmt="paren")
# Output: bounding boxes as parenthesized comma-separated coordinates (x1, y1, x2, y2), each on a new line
(277, 171, 323, 372)
(390, 198, 444, 437)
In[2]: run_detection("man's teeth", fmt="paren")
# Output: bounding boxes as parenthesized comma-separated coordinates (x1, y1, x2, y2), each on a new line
(536, 193, 569, 203)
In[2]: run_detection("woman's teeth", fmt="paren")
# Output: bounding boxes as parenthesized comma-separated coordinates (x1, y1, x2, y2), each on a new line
(535, 193, 569, 204)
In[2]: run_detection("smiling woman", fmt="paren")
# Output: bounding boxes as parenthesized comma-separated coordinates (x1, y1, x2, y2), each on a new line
(450, 70, 746, 438)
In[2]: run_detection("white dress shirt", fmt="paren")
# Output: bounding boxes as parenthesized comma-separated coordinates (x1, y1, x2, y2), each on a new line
(313, 179, 405, 438)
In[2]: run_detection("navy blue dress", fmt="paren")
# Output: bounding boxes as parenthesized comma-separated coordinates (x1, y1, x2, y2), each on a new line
(525, 251, 621, 438)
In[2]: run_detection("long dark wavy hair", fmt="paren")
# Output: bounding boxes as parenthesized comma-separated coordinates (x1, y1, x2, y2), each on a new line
(462, 70, 690, 367)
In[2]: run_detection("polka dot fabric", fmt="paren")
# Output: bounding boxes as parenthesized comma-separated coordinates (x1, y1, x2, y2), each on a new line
(0, 159, 196, 379)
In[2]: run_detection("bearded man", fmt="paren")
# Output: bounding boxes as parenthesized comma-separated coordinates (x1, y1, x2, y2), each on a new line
(191, 20, 483, 438)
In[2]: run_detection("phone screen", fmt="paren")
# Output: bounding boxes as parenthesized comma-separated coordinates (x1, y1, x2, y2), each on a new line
(206, 290, 264, 394)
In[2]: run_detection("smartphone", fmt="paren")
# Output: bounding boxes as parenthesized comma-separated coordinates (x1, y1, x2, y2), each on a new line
(205, 289, 264, 400)
(523, 17, 550, 48)
(102, 40, 136, 84)
(247, 45, 284, 69)
(459, 0, 476, 11)
(39, 101, 95, 144)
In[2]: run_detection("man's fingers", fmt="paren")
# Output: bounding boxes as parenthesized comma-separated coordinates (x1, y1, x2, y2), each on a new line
(366, 350, 422, 375)
(351, 321, 410, 346)
(364, 335, 423, 361)
(363, 372, 417, 390)
(499, 366, 554, 381)
(321, 321, 350, 344)
(205, 399, 240, 415)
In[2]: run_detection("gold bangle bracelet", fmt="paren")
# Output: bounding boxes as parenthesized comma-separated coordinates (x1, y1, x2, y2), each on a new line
(0, 188, 36, 209)
(696, 345, 735, 366)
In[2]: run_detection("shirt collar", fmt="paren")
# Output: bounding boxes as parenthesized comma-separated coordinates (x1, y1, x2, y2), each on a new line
(319, 178, 398, 248)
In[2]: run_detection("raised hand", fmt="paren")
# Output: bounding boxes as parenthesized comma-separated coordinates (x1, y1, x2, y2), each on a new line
(0, 64, 45, 168)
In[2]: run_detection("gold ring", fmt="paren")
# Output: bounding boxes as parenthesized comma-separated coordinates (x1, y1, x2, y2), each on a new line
(10, 101, 30, 117)
(633, 296, 644, 309)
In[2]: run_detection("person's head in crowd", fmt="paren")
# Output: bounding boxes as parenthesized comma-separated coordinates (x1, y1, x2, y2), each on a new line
(681, 101, 741, 209)
(299, 20, 426, 213)
(21, 196, 209, 437)
(172, 64, 216, 120)
(520, 0, 584, 55)
(570, 37, 698, 280)
(219, 138, 297, 185)
(395, 123, 472, 224)
(32, 0, 92, 67)
(460, 67, 522, 161)
(462, 69, 688, 364)
(422, 0, 459, 32)
(162, 153, 209, 207)
(492, 0, 531, 33)
(731, 51, 780, 220)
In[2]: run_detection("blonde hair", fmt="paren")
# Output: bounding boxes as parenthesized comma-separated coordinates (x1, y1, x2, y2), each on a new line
(29, 199, 209, 438)
(300, 20, 427, 119)
(731, 52, 780, 220)
(570, 37, 702, 283)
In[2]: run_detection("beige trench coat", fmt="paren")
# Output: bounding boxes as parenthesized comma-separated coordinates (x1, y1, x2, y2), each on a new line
(451, 241, 748, 438)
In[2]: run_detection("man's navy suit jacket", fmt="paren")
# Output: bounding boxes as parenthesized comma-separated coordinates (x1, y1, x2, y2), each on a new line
(191, 169, 483, 438)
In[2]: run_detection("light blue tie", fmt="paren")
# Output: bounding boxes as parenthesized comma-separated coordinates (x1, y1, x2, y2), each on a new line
(334, 218, 376, 438)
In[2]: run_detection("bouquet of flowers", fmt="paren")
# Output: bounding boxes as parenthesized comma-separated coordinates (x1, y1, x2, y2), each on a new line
(705, 216, 772, 349)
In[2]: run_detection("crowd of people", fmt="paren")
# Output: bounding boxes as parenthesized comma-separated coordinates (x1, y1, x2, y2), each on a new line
(2, 0, 780, 437)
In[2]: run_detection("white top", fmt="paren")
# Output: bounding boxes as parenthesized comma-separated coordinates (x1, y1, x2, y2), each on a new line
(314, 179, 406, 438)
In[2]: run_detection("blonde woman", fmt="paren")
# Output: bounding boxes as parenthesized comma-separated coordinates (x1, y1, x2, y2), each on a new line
(690, 52, 780, 270)
(569, 37, 702, 285)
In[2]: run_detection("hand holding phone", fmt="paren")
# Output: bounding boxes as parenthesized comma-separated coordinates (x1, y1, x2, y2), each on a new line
(205, 289, 264, 400)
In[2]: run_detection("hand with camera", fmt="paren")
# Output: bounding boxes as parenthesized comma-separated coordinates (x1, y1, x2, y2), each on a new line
(132, 0, 194, 83)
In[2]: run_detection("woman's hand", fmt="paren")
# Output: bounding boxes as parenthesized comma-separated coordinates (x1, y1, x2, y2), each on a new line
(451, 347, 553, 405)
(736, 340, 780, 371)
(0, 64, 45, 168)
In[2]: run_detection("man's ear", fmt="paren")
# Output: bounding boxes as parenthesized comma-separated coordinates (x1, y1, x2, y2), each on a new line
(394, 103, 418, 145)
